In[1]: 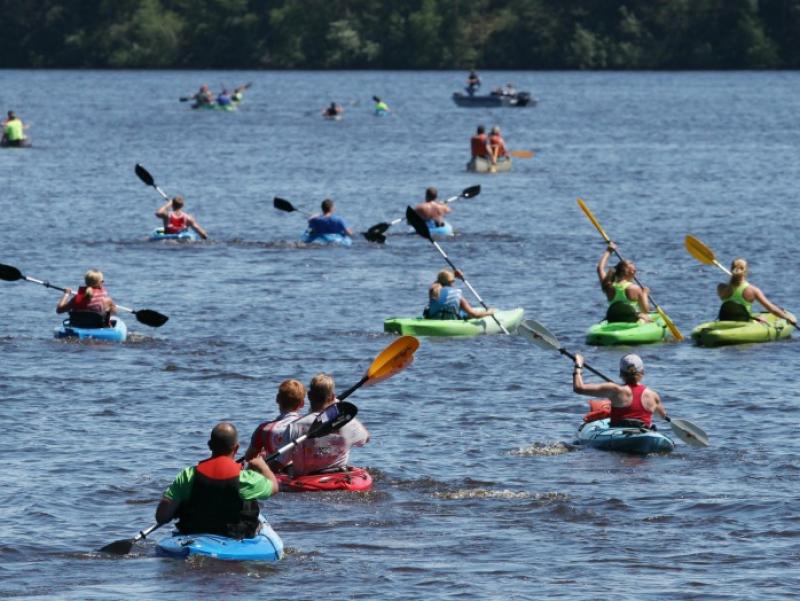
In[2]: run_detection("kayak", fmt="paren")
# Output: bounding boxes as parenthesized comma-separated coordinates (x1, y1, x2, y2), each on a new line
(192, 102, 237, 112)
(323, 113, 343, 121)
(384, 307, 524, 337)
(150, 228, 200, 242)
(467, 156, 512, 173)
(426, 220, 454, 239)
(576, 418, 675, 455)
(277, 467, 373, 492)
(300, 231, 353, 246)
(374, 109, 389, 117)
(691, 312, 795, 347)
(54, 316, 127, 342)
(452, 91, 535, 108)
(586, 312, 667, 346)
(156, 516, 283, 561)
(1, 138, 32, 148)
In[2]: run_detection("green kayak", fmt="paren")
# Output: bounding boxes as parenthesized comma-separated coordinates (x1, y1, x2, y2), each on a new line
(691, 312, 795, 347)
(384, 308, 524, 337)
(586, 312, 667, 346)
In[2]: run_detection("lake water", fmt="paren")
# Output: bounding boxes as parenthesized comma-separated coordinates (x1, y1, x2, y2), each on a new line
(1, 70, 799, 600)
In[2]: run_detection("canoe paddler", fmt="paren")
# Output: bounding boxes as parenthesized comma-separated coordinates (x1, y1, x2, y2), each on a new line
(1, 110, 28, 147)
(572, 353, 667, 429)
(373, 96, 389, 114)
(470, 125, 491, 160)
(488, 125, 508, 165)
(598, 242, 651, 322)
(191, 84, 214, 108)
(216, 89, 232, 107)
(155, 422, 277, 538)
(717, 258, 794, 322)
(55, 269, 116, 328)
(306, 199, 353, 239)
(243, 379, 306, 470)
(155, 195, 208, 239)
(284, 374, 369, 477)
(424, 269, 495, 320)
(322, 102, 343, 118)
(413, 186, 451, 227)
(232, 84, 247, 104)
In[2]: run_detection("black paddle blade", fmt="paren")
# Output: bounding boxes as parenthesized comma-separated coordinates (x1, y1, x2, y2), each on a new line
(363, 223, 390, 243)
(273, 197, 296, 213)
(135, 164, 155, 187)
(405, 206, 432, 241)
(308, 401, 358, 439)
(461, 185, 481, 198)
(99, 538, 134, 555)
(134, 309, 169, 328)
(0, 263, 23, 282)
(363, 230, 386, 244)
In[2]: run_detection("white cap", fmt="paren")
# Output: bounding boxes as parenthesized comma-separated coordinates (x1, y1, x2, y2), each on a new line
(620, 354, 644, 375)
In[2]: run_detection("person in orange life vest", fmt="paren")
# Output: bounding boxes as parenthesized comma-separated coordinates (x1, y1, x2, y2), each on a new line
(155, 196, 208, 239)
(285, 374, 370, 476)
(243, 379, 306, 471)
(470, 125, 490, 159)
(597, 241, 651, 323)
(413, 186, 452, 227)
(55, 269, 116, 327)
(488, 126, 508, 163)
(572, 353, 667, 429)
(155, 422, 278, 538)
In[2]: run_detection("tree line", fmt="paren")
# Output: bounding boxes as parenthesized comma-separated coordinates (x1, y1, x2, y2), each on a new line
(2, 0, 799, 69)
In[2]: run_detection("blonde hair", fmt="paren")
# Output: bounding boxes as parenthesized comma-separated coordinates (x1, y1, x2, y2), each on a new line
(436, 270, 455, 286)
(83, 269, 104, 298)
(730, 258, 748, 284)
(308, 373, 335, 409)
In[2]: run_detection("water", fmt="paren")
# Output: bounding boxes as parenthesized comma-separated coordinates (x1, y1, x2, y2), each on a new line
(1, 70, 799, 600)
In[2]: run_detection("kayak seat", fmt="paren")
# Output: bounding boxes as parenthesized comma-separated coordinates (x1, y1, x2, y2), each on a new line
(605, 302, 639, 323)
(423, 308, 463, 320)
(68, 311, 109, 329)
(609, 418, 653, 430)
(718, 301, 750, 322)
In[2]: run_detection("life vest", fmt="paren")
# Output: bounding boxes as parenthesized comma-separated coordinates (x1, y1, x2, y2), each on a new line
(719, 281, 752, 321)
(471, 134, 489, 158)
(488, 134, 507, 157)
(175, 456, 260, 539)
(165, 211, 188, 234)
(5, 119, 24, 142)
(252, 412, 300, 456)
(610, 384, 652, 427)
(71, 286, 109, 315)
(425, 286, 464, 320)
(606, 281, 640, 322)
(583, 399, 612, 423)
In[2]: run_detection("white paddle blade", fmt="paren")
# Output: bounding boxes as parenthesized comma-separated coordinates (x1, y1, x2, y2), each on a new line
(670, 418, 709, 448)
(519, 319, 560, 351)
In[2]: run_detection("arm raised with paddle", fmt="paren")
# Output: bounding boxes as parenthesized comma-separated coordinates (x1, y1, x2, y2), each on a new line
(577, 197, 683, 341)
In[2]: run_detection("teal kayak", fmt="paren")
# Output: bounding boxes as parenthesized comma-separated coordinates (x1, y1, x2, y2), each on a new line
(300, 231, 353, 246)
(586, 312, 667, 346)
(691, 312, 795, 347)
(156, 517, 283, 561)
(577, 418, 674, 455)
(384, 308, 524, 337)
(54, 316, 127, 342)
(150, 228, 200, 242)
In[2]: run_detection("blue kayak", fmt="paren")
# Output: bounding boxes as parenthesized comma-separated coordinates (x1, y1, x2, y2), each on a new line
(54, 316, 127, 342)
(300, 230, 353, 246)
(427, 220, 454, 239)
(150, 228, 200, 242)
(156, 518, 284, 561)
(576, 418, 674, 455)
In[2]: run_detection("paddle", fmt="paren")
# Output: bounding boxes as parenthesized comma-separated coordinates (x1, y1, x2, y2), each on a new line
(577, 197, 684, 341)
(405, 206, 510, 335)
(273, 197, 312, 218)
(0, 263, 169, 328)
(336, 334, 420, 400)
(99, 523, 164, 555)
(509, 150, 534, 159)
(363, 185, 481, 244)
(134, 163, 169, 200)
(519, 318, 709, 448)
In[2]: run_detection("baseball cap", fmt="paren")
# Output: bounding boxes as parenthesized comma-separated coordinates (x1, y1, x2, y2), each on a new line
(620, 354, 644, 374)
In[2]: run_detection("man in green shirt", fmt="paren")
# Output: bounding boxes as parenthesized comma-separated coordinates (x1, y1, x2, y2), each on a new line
(155, 422, 278, 539)
(1, 110, 28, 147)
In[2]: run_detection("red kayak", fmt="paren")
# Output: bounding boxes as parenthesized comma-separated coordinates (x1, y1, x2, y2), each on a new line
(277, 467, 373, 492)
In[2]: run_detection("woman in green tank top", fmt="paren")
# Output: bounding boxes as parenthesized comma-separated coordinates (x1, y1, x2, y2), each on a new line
(717, 258, 794, 322)
(597, 242, 651, 323)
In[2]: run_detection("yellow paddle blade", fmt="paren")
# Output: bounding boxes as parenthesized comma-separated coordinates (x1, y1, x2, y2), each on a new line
(509, 150, 534, 158)
(684, 235, 717, 266)
(576, 197, 611, 243)
(365, 335, 420, 385)
(656, 306, 684, 341)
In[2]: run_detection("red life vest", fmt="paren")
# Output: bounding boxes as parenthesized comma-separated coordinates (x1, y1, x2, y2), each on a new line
(71, 286, 108, 314)
(470, 133, 489, 158)
(165, 211, 188, 234)
(489, 134, 507, 157)
(610, 384, 652, 426)
(252, 413, 299, 456)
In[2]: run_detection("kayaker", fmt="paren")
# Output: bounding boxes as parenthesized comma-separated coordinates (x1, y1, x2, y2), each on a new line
(373, 96, 389, 114)
(306, 199, 353, 239)
(243, 379, 306, 469)
(322, 102, 343, 118)
(285, 374, 370, 476)
(424, 269, 496, 320)
(216, 89, 232, 107)
(716, 258, 794, 322)
(572, 353, 668, 429)
(488, 126, 508, 163)
(470, 125, 491, 159)
(191, 84, 214, 108)
(466, 70, 481, 96)
(232, 84, 247, 104)
(155, 196, 208, 240)
(1, 110, 28, 147)
(597, 242, 651, 322)
(55, 269, 116, 328)
(414, 186, 451, 227)
(155, 422, 277, 538)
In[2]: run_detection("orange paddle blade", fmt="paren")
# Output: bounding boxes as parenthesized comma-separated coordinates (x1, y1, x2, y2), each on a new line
(509, 150, 534, 158)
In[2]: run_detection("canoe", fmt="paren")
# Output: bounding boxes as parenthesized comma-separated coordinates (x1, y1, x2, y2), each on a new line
(54, 316, 127, 342)
(467, 156, 512, 173)
(192, 102, 237, 112)
(576, 418, 674, 455)
(384, 307, 524, 337)
(300, 231, 353, 246)
(277, 467, 372, 492)
(691, 312, 795, 347)
(149, 228, 200, 242)
(156, 516, 283, 561)
(586, 312, 667, 346)
(452, 91, 536, 108)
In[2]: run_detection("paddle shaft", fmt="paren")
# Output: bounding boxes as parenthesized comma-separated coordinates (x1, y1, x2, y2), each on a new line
(21, 274, 139, 315)
(606, 246, 670, 313)
(382, 192, 468, 229)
